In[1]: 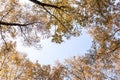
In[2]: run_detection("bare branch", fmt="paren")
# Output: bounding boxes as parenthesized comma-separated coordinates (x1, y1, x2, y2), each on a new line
(0, 21, 42, 26)
(0, 7, 14, 21)
(29, 0, 65, 9)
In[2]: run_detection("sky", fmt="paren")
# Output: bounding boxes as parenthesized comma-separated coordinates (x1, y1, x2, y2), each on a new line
(16, 0, 93, 65)
(0, 0, 119, 65)
(16, 30, 92, 65)
(16, 0, 119, 65)
(0, 0, 115, 68)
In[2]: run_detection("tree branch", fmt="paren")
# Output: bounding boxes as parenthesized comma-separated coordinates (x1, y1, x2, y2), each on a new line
(42, 6, 71, 34)
(29, 0, 65, 9)
(0, 21, 42, 26)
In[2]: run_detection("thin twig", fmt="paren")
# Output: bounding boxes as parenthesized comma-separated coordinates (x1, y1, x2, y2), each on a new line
(42, 6, 71, 34)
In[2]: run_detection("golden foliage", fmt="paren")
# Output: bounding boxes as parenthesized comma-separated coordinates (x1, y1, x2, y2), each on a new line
(0, 0, 119, 79)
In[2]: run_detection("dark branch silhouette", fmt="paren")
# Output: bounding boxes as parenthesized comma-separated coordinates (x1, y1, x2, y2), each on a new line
(0, 21, 42, 26)
(29, 0, 65, 9)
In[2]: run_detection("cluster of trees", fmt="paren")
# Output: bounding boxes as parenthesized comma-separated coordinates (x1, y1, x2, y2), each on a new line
(0, 42, 64, 80)
(0, 42, 120, 79)
(0, 0, 120, 80)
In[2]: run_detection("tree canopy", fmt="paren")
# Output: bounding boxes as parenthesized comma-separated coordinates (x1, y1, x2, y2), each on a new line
(0, 0, 120, 79)
(0, 0, 119, 53)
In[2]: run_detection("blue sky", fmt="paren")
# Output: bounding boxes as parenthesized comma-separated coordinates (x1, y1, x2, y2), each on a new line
(17, 0, 119, 65)
(17, 30, 92, 65)
(17, 0, 95, 65)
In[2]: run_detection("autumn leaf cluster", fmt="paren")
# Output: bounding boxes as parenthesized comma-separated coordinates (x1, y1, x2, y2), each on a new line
(0, 0, 120, 80)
